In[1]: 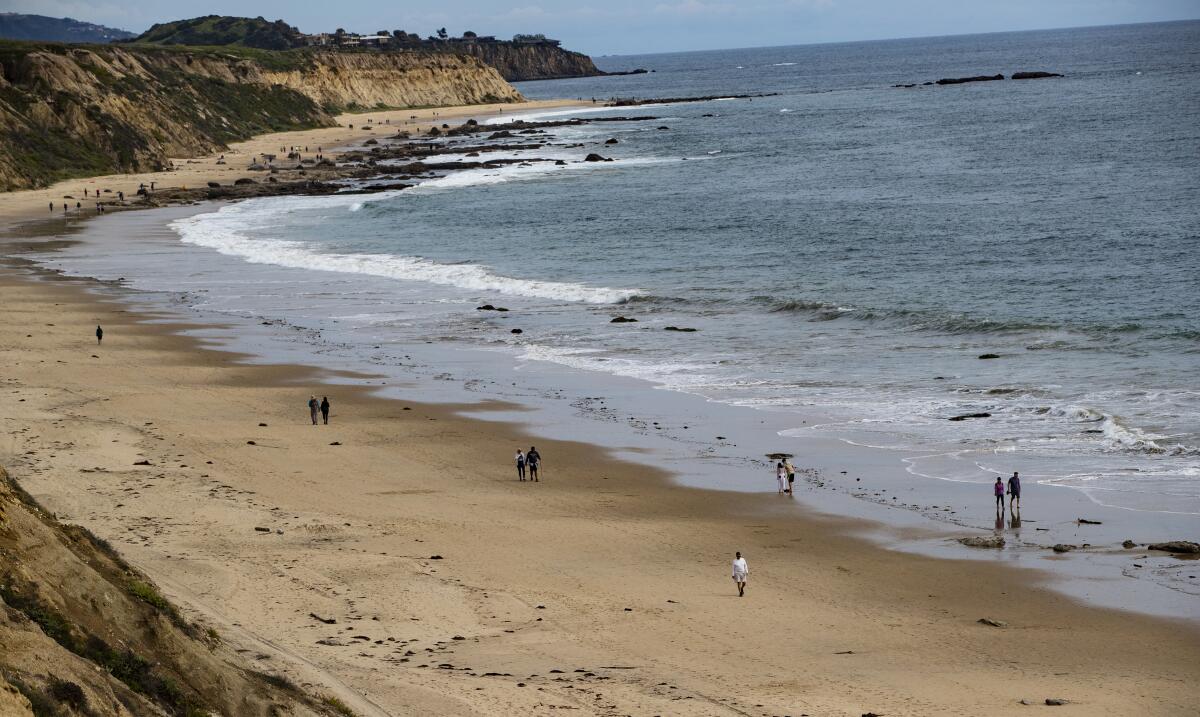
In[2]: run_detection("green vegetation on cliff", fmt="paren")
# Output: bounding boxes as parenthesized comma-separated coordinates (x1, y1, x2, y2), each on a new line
(133, 15, 305, 51)
(0, 40, 330, 191)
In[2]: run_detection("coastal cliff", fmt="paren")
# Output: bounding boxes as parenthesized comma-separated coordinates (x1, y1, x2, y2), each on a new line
(458, 42, 603, 81)
(0, 43, 523, 191)
(0, 467, 333, 716)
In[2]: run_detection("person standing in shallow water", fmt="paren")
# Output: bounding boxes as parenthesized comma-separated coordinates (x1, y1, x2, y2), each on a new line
(731, 551, 749, 597)
(776, 461, 787, 494)
(994, 477, 1005, 513)
(783, 457, 796, 494)
(320, 396, 330, 425)
(1007, 471, 1021, 512)
(95, 325, 103, 344)
(307, 396, 319, 426)
(515, 449, 526, 481)
(526, 446, 541, 481)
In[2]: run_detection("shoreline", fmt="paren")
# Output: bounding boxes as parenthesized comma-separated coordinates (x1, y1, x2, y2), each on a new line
(28, 199, 1200, 622)
(1, 187, 1199, 715)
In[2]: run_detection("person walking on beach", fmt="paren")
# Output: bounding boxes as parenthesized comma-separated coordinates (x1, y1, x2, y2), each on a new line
(515, 449, 526, 481)
(731, 551, 749, 597)
(320, 396, 330, 425)
(784, 457, 796, 494)
(994, 477, 1005, 512)
(776, 461, 787, 494)
(308, 396, 320, 426)
(95, 325, 103, 344)
(526, 446, 541, 482)
(1007, 471, 1021, 512)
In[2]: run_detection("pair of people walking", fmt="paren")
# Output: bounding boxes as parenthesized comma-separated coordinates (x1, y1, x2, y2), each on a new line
(994, 471, 1020, 512)
(515, 446, 541, 481)
(307, 396, 331, 425)
(775, 458, 796, 494)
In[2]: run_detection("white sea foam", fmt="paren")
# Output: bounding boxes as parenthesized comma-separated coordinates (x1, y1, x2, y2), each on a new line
(170, 202, 640, 304)
(483, 105, 634, 125)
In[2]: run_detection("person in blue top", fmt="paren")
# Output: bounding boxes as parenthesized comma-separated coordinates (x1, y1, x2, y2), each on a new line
(1007, 471, 1021, 512)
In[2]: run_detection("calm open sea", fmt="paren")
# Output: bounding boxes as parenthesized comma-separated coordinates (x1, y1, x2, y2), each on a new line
(49, 21, 1200, 517)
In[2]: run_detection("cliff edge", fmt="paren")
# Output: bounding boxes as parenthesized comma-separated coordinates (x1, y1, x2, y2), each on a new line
(0, 43, 523, 191)
(0, 466, 338, 716)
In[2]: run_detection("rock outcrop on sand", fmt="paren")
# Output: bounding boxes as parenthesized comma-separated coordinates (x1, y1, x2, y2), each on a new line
(0, 43, 522, 191)
(959, 536, 1005, 548)
(1147, 541, 1200, 554)
(936, 74, 1005, 85)
(0, 467, 330, 716)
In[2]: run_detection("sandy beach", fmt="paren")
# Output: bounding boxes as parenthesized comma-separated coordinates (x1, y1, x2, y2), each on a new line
(0, 235, 1198, 714)
(1, 98, 1199, 715)
(0, 99, 584, 228)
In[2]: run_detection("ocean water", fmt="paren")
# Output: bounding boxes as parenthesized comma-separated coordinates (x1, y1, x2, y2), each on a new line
(47, 22, 1200, 519)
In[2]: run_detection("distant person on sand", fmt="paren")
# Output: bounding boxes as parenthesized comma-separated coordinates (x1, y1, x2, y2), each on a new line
(994, 477, 1005, 512)
(95, 325, 103, 344)
(784, 457, 796, 493)
(515, 449, 526, 481)
(320, 396, 330, 424)
(731, 551, 749, 597)
(776, 461, 787, 494)
(308, 396, 320, 425)
(1007, 471, 1021, 512)
(526, 446, 541, 482)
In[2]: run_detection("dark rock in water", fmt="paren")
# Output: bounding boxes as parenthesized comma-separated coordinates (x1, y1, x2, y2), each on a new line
(427, 127, 441, 137)
(922, 81, 934, 86)
(206, 181, 220, 188)
(234, 177, 256, 185)
(488, 130, 515, 140)
(664, 326, 698, 332)
(363, 138, 379, 145)
(893, 83, 917, 88)
(555, 160, 567, 165)
(511, 329, 523, 334)
(702, 113, 714, 117)
(978, 353, 1001, 359)
(936, 74, 1004, 85)
(1012, 71, 1063, 80)
(610, 316, 638, 323)
(1052, 544, 1074, 553)
(1122, 539, 1137, 549)
(1147, 540, 1200, 554)
(959, 536, 1004, 548)
(466, 152, 480, 157)
(605, 138, 619, 144)
(267, 176, 278, 183)
(1077, 518, 1102, 525)
(584, 153, 608, 162)
(466, 119, 478, 126)
(949, 412, 991, 421)
(477, 304, 497, 311)
(657, 126, 670, 130)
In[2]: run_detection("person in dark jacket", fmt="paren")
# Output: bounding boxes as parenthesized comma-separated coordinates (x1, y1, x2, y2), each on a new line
(526, 446, 541, 482)
(95, 325, 103, 344)
(320, 396, 330, 424)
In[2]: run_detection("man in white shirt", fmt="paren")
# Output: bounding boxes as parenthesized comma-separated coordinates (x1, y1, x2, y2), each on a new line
(731, 552, 749, 597)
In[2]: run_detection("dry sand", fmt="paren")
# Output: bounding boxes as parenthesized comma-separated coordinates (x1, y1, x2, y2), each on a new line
(1, 108, 1199, 716)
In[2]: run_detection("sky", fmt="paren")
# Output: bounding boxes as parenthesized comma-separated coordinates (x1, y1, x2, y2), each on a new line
(3, 0, 1198, 55)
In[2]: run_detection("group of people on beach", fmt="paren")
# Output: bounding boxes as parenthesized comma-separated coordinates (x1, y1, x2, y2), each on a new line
(307, 396, 331, 425)
(515, 447, 542, 481)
